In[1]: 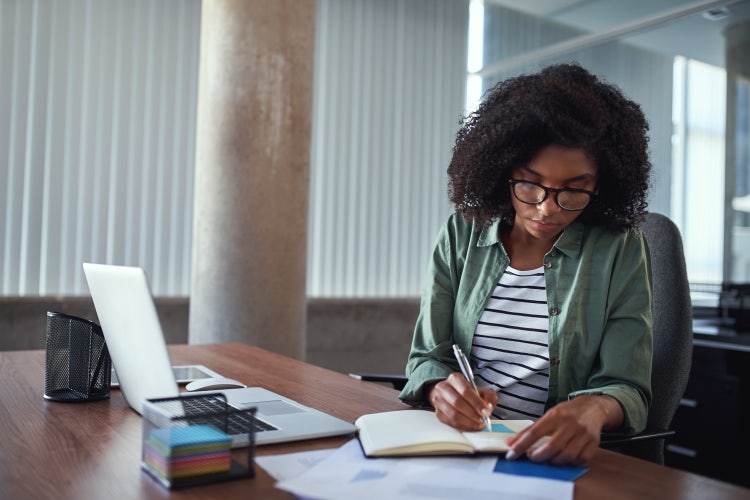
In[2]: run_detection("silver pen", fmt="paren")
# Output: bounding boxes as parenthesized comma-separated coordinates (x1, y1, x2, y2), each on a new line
(452, 344, 493, 432)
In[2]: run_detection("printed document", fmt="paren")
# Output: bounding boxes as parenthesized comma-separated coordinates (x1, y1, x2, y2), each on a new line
(259, 439, 574, 500)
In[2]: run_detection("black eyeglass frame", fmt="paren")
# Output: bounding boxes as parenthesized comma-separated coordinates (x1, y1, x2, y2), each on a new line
(508, 179, 598, 211)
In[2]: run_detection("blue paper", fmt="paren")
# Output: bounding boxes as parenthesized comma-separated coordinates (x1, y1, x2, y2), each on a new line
(493, 457, 589, 481)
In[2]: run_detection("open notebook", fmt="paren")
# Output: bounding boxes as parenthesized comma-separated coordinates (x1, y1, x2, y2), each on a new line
(82, 262, 356, 447)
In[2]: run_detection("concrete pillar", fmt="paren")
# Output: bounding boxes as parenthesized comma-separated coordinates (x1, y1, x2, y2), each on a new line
(723, 19, 750, 281)
(189, 0, 315, 359)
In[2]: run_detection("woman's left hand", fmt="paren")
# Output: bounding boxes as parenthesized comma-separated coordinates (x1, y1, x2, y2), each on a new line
(504, 394, 624, 466)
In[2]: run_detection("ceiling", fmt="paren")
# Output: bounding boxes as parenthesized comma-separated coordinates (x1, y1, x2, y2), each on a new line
(485, 0, 750, 68)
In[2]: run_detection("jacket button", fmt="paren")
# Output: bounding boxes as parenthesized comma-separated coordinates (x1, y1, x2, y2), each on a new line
(549, 307, 559, 316)
(551, 357, 560, 366)
(550, 249, 559, 257)
(544, 261, 553, 269)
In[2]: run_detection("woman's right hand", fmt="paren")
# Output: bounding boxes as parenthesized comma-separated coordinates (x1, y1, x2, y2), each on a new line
(426, 372, 498, 431)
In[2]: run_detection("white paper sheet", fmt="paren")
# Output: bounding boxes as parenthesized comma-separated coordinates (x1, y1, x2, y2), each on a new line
(264, 439, 574, 500)
(256, 448, 334, 482)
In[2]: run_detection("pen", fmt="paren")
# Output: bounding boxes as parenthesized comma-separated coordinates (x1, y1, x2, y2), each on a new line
(452, 344, 493, 432)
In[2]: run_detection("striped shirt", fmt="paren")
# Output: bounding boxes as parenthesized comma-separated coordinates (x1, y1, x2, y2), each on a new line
(471, 266, 550, 420)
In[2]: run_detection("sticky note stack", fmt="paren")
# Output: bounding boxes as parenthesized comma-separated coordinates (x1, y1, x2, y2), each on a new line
(143, 425, 232, 486)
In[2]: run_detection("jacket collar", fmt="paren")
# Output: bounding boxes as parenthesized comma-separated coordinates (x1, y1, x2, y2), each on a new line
(478, 218, 585, 259)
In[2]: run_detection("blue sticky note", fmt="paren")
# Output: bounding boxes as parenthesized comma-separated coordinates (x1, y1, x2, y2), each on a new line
(149, 425, 231, 450)
(493, 457, 589, 481)
(483, 423, 515, 433)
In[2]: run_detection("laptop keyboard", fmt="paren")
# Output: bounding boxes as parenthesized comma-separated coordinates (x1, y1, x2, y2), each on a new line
(179, 395, 278, 435)
(224, 408, 278, 434)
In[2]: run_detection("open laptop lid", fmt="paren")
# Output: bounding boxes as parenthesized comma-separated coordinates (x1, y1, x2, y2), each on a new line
(83, 263, 179, 413)
(83, 262, 357, 445)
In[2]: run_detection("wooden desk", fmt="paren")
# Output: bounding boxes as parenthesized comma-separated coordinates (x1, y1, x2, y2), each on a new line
(1, 343, 747, 500)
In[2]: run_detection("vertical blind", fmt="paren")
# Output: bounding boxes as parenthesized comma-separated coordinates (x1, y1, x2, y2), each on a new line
(308, 0, 468, 296)
(0, 0, 200, 296)
(1, 0, 467, 298)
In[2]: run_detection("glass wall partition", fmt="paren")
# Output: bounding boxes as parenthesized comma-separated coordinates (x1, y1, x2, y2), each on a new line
(469, 0, 750, 305)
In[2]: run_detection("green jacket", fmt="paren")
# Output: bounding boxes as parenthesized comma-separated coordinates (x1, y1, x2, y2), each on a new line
(399, 214, 653, 435)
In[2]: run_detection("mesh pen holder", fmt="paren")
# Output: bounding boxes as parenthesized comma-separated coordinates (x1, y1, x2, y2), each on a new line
(44, 311, 111, 402)
(141, 393, 256, 489)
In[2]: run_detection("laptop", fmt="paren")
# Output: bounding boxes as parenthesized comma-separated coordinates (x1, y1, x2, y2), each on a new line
(82, 262, 356, 446)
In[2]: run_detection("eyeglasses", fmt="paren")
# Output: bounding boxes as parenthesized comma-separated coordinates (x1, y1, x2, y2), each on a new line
(509, 179, 597, 211)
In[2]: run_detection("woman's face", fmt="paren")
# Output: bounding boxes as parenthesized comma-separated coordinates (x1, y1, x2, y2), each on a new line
(509, 145, 598, 243)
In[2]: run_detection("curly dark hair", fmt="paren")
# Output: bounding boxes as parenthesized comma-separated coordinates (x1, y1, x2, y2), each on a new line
(448, 63, 651, 231)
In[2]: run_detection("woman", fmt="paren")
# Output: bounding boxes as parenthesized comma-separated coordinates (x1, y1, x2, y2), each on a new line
(398, 63, 653, 467)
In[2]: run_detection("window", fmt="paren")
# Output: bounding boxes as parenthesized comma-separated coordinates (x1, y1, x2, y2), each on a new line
(467, 0, 750, 303)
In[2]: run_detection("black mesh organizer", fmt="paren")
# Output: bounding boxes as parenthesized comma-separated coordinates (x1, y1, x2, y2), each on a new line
(141, 393, 256, 489)
(44, 311, 111, 402)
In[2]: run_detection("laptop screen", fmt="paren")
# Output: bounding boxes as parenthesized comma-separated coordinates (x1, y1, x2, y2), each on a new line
(82, 263, 179, 414)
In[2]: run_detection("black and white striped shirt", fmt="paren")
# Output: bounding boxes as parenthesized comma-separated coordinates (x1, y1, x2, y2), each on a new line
(471, 266, 550, 420)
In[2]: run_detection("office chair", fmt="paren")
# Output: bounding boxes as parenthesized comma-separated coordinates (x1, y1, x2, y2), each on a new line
(599, 211, 693, 463)
(350, 212, 693, 464)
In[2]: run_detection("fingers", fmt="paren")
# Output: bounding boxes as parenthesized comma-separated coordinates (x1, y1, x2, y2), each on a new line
(445, 373, 495, 421)
(505, 423, 550, 461)
(477, 386, 499, 409)
(526, 432, 597, 466)
(429, 373, 494, 431)
(504, 402, 602, 466)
